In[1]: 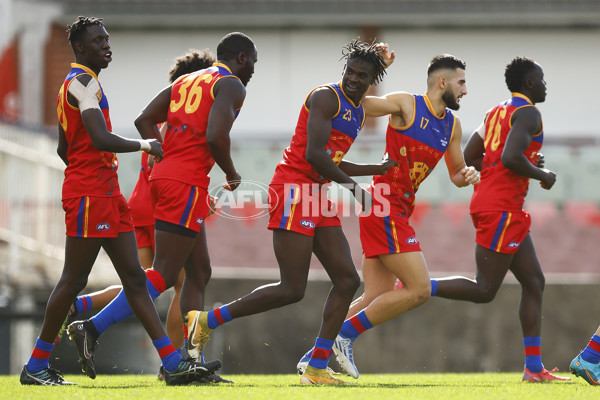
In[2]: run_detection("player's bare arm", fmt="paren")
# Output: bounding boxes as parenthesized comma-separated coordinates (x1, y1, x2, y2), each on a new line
(134, 85, 171, 142)
(305, 87, 371, 211)
(502, 106, 556, 189)
(206, 77, 245, 191)
(338, 153, 398, 176)
(463, 119, 486, 171)
(444, 117, 479, 187)
(363, 91, 413, 124)
(57, 124, 69, 165)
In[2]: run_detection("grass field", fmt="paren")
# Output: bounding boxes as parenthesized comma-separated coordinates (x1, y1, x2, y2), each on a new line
(2, 372, 597, 400)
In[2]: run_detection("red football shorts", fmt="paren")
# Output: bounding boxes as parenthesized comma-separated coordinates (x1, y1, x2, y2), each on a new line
(267, 183, 341, 237)
(359, 208, 422, 258)
(150, 179, 209, 233)
(471, 210, 531, 254)
(62, 195, 134, 238)
(135, 224, 155, 251)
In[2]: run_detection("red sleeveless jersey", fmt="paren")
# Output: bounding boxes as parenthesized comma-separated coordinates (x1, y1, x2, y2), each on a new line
(371, 94, 456, 218)
(127, 152, 154, 227)
(57, 63, 119, 199)
(271, 82, 365, 185)
(150, 63, 241, 188)
(470, 93, 543, 213)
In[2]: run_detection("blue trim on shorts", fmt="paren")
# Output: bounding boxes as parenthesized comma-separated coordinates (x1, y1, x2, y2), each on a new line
(76, 197, 86, 237)
(179, 186, 197, 226)
(489, 211, 508, 250)
(383, 216, 395, 253)
(279, 186, 296, 229)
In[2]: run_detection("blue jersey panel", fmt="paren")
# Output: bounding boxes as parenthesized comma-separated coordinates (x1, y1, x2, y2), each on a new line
(399, 95, 454, 153)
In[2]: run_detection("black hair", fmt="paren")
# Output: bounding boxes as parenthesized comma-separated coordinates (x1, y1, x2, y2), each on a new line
(505, 56, 537, 92)
(341, 38, 387, 86)
(427, 54, 466, 76)
(67, 16, 104, 49)
(168, 49, 217, 83)
(216, 32, 255, 61)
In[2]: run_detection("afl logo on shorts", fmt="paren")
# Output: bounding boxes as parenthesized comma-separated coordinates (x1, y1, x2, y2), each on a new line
(508, 241, 520, 249)
(300, 219, 315, 229)
(96, 223, 110, 231)
(406, 236, 419, 245)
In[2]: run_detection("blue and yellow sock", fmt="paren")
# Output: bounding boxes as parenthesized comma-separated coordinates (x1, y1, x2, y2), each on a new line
(26, 338, 54, 373)
(581, 335, 600, 364)
(523, 336, 543, 373)
(307, 337, 334, 370)
(206, 305, 233, 329)
(153, 336, 182, 372)
(339, 310, 374, 340)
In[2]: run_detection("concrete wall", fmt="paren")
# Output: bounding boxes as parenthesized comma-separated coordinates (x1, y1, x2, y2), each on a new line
(89, 27, 600, 140)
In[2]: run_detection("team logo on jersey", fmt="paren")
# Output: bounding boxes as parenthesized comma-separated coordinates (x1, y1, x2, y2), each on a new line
(96, 223, 110, 231)
(406, 236, 419, 245)
(196, 218, 204, 226)
(300, 219, 316, 229)
(440, 138, 448, 147)
(507, 241, 520, 249)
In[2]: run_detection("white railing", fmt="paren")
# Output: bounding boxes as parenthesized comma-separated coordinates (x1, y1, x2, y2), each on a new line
(0, 123, 66, 290)
(0, 122, 128, 294)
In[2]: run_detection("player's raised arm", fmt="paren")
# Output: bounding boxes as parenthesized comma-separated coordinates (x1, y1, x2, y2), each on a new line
(363, 91, 412, 118)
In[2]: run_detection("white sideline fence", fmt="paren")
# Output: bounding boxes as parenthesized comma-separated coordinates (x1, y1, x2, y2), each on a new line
(0, 124, 65, 286)
(0, 123, 117, 295)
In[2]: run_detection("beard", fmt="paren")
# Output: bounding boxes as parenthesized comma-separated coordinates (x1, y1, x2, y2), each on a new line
(442, 87, 460, 110)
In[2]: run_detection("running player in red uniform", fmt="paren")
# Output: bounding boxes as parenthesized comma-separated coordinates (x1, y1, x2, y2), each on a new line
(298, 53, 480, 379)
(65, 50, 216, 355)
(184, 39, 396, 385)
(20, 17, 220, 386)
(430, 57, 569, 382)
(66, 32, 256, 383)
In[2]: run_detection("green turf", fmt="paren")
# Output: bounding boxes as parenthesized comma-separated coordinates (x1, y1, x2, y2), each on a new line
(2, 372, 597, 400)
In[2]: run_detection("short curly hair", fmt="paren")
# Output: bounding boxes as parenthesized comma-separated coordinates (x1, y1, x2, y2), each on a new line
(505, 56, 537, 92)
(216, 32, 255, 61)
(67, 16, 104, 50)
(168, 49, 216, 83)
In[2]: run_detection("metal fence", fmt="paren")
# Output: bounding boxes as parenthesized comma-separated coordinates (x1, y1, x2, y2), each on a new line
(0, 123, 65, 288)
